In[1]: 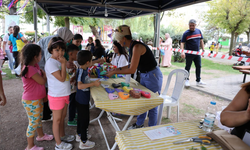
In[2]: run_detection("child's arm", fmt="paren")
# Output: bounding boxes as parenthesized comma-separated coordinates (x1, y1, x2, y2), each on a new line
(31, 73, 46, 85)
(78, 79, 101, 90)
(0, 74, 6, 106)
(52, 56, 67, 82)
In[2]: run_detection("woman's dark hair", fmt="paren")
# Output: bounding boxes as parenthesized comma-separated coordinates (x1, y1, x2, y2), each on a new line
(95, 39, 104, 49)
(48, 37, 66, 54)
(113, 40, 129, 61)
(20, 44, 41, 78)
(73, 34, 83, 40)
(77, 50, 92, 65)
(13, 25, 20, 37)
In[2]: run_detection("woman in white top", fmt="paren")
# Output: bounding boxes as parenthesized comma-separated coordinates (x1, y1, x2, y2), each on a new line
(110, 40, 129, 68)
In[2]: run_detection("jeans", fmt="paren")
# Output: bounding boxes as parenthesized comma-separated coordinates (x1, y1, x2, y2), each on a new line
(136, 67, 163, 127)
(185, 54, 201, 82)
(5, 50, 14, 70)
(68, 92, 76, 121)
(13, 51, 19, 69)
(76, 102, 89, 142)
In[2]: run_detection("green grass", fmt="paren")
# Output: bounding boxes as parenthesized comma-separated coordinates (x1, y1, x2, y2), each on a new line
(161, 118, 172, 124)
(160, 57, 238, 75)
(1, 67, 17, 80)
(205, 47, 229, 53)
(180, 103, 205, 115)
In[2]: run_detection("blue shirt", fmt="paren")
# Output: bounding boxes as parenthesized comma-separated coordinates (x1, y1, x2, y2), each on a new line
(9, 33, 23, 52)
(181, 28, 203, 52)
(76, 68, 90, 105)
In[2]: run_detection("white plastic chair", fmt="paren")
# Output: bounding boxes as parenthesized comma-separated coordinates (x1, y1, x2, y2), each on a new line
(157, 69, 189, 125)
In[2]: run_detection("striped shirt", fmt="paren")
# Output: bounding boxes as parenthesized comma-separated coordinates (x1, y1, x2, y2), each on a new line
(181, 28, 203, 52)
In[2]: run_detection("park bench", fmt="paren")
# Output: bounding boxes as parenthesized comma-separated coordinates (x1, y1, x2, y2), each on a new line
(232, 66, 250, 83)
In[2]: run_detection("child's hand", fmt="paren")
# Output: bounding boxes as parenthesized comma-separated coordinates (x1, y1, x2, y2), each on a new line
(58, 56, 66, 64)
(93, 79, 101, 87)
(66, 61, 75, 69)
(40, 69, 46, 78)
(0, 94, 6, 106)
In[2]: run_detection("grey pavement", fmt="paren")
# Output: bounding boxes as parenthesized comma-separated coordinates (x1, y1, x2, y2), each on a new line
(190, 74, 246, 101)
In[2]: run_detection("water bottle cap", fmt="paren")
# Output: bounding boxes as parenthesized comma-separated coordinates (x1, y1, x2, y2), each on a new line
(210, 101, 216, 105)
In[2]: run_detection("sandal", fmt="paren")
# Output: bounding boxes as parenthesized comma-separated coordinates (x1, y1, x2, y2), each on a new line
(25, 145, 44, 150)
(36, 133, 53, 141)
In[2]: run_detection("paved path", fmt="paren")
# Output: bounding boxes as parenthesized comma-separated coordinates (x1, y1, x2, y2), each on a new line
(190, 74, 246, 101)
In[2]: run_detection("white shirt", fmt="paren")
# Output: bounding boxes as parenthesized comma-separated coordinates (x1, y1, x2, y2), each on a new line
(3, 33, 10, 51)
(111, 54, 129, 68)
(45, 58, 71, 97)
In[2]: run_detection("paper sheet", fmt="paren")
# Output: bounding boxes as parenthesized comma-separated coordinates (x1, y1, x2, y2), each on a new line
(143, 126, 181, 140)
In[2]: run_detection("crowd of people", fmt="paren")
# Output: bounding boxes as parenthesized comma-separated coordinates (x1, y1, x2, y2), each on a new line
(0, 19, 249, 150)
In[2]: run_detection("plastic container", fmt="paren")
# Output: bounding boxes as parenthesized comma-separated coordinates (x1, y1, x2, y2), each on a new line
(203, 101, 217, 132)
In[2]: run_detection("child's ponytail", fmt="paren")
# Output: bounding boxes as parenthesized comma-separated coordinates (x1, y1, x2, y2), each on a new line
(20, 44, 42, 78)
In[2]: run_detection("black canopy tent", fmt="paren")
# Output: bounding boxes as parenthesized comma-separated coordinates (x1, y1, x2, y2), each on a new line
(33, 0, 209, 62)
(36, 0, 209, 19)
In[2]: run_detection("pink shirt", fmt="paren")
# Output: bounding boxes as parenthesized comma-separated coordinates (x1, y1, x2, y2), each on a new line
(22, 64, 46, 100)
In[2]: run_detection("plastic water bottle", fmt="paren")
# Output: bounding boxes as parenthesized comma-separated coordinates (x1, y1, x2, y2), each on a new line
(203, 101, 217, 132)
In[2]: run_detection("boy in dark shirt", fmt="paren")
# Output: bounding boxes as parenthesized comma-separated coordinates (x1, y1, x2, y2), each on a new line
(75, 50, 101, 149)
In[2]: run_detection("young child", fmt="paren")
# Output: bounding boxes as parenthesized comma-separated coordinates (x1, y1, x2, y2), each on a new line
(64, 34, 83, 61)
(210, 42, 215, 54)
(75, 50, 101, 149)
(20, 44, 53, 150)
(66, 44, 80, 126)
(45, 37, 74, 150)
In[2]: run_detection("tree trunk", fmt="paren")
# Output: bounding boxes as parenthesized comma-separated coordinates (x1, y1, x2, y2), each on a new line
(246, 31, 250, 43)
(89, 25, 100, 40)
(64, 17, 70, 29)
(229, 31, 235, 55)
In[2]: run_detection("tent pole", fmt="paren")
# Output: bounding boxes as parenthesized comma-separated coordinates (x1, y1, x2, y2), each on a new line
(47, 14, 50, 35)
(34, 0, 38, 43)
(153, 13, 161, 65)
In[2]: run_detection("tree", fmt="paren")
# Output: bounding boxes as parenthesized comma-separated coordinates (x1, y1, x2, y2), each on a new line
(206, 0, 250, 55)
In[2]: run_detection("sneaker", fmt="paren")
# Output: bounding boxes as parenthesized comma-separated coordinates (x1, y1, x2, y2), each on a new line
(196, 80, 206, 86)
(76, 134, 92, 142)
(79, 140, 95, 149)
(67, 120, 77, 126)
(55, 141, 73, 150)
(127, 123, 144, 130)
(185, 80, 190, 87)
(11, 70, 15, 75)
(1, 72, 6, 75)
(60, 135, 75, 142)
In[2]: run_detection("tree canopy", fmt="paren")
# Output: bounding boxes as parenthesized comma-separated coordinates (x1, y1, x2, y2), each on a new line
(206, 0, 250, 55)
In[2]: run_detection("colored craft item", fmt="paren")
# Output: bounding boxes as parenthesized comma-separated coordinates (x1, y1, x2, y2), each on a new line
(108, 93, 119, 100)
(123, 86, 133, 93)
(115, 88, 124, 93)
(133, 88, 142, 91)
(112, 83, 121, 88)
(100, 70, 107, 76)
(101, 84, 109, 88)
(118, 92, 130, 100)
(129, 90, 141, 98)
(105, 88, 115, 93)
(141, 91, 151, 98)
(121, 82, 130, 87)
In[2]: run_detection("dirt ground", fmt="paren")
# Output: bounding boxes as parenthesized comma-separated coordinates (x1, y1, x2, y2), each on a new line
(0, 66, 231, 150)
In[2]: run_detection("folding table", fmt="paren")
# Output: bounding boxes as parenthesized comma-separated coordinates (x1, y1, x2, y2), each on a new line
(90, 78, 164, 150)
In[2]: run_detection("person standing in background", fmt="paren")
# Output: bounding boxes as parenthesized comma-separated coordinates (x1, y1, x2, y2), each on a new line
(3, 26, 15, 74)
(161, 33, 172, 67)
(181, 19, 206, 87)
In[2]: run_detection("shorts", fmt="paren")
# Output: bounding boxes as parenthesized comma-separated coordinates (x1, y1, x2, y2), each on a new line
(48, 95, 69, 110)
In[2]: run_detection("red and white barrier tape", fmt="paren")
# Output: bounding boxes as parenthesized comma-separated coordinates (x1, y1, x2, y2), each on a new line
(152, 47, 250, 63)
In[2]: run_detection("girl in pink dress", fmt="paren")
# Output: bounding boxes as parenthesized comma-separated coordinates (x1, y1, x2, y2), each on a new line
(161, 33, 172, 67)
